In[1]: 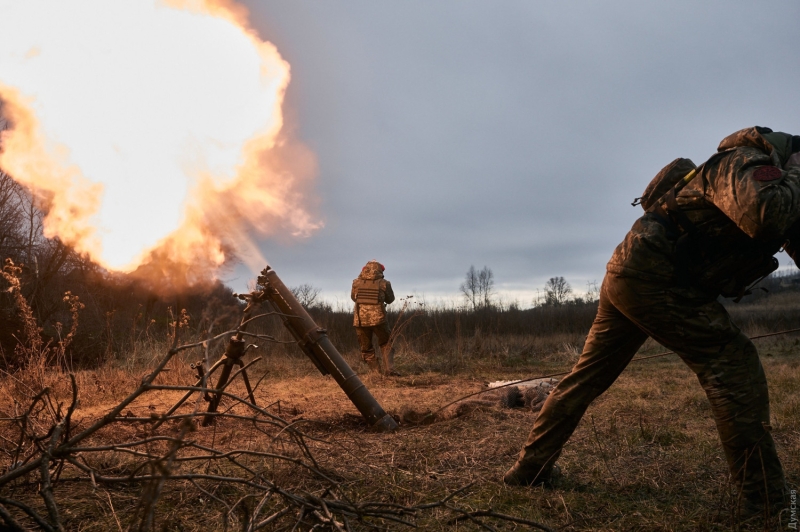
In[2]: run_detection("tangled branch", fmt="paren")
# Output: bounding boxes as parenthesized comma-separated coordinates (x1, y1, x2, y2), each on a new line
(0, 269, 554, 531)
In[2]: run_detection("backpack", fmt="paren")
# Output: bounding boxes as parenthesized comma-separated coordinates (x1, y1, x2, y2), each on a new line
(633, 154, 778, 300)
(632, 157, 696, 211)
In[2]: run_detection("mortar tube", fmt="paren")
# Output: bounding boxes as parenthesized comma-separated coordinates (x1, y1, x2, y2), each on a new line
(260, 267, 398, 433)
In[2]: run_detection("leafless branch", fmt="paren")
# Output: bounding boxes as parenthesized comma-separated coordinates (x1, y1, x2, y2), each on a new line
(0, 292, 555, 532)
(446, 509, 556, 531)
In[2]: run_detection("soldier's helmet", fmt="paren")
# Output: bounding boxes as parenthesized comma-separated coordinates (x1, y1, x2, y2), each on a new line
(360, 260, 385, 280)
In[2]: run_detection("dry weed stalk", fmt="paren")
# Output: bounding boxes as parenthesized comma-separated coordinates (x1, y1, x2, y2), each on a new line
(0, 279, 556, 532)
(384, 295, 424, 369)
(1, 259, 83, 390)
(2, 258, 44, 363)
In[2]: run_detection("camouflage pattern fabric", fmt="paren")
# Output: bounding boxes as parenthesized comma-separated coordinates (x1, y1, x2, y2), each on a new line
(351, 261, 395, 327)
(514, 127, 799, 509)
(516, 273, 785, 508)
(352, 261, 396, 371)
(355, 323, 391, 362)
(607, 127, 800, 287)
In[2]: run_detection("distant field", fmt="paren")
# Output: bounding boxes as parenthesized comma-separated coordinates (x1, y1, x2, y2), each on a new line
(1, 283, 799, 530)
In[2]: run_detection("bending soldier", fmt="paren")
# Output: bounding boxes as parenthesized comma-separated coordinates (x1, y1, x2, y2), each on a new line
(504, 127, 800, 517)
(351, 260, 397, 375)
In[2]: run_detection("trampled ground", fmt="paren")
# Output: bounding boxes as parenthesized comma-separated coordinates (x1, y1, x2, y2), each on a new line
(2, 336, 797, 531)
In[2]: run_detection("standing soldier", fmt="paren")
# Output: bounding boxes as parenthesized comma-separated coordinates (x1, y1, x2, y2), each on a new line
(351, 260, 397, 375)
(504, 127, 800, 518)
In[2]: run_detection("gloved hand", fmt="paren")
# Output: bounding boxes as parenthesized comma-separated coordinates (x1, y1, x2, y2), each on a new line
(784, 218, 800, 268)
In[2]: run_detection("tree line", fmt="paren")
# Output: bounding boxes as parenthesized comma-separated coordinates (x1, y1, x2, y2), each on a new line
(459, 265, 597, 310)
(0, 164, 239, 370)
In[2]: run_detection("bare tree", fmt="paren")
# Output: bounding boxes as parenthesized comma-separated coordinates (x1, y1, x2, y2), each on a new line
(0, 171, 26, 259)
(460, 265, 494, 310)
(290, 283, 321, 308)
(477, 266, 494, 308)
(544, 276, 572, 306)
(460, 265, 478, 310)
(585, 280, 599, 303)
(0, 110, 27, 261)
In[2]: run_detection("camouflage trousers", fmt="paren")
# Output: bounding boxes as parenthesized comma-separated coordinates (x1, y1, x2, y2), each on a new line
(517, 273, 785, 507)
(354, 323, 393, 371)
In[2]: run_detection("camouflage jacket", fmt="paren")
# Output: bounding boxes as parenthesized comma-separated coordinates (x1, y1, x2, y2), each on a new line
(351, 262, 395, 327)
(607, 127, 800, 294)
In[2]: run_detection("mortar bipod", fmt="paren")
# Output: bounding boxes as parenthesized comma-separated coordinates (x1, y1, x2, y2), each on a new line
(201, 336, 256, 426)
(154, 336, 259, 430)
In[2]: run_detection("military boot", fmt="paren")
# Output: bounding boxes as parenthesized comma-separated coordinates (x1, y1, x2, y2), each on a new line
(366, 359, 381, 373)
(738, 483, 789, 522)
(503, 461, 560, 488)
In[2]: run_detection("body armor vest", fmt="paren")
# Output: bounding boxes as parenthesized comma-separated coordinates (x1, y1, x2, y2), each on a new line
(353, 279, 381, 304)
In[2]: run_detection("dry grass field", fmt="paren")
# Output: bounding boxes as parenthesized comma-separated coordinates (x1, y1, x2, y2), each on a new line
(1, 317, 798, 531)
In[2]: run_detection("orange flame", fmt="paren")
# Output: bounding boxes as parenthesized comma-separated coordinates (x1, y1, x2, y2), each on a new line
(0, 0, 320, 288)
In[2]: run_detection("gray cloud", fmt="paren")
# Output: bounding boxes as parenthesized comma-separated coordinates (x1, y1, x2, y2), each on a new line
(230, 0, 800, 303)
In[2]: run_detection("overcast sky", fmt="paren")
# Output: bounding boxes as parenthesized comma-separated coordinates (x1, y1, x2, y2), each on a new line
(225, 1, 800, 307)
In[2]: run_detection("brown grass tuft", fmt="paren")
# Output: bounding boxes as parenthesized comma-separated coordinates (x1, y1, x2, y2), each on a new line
(1, 282, 798, 530)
